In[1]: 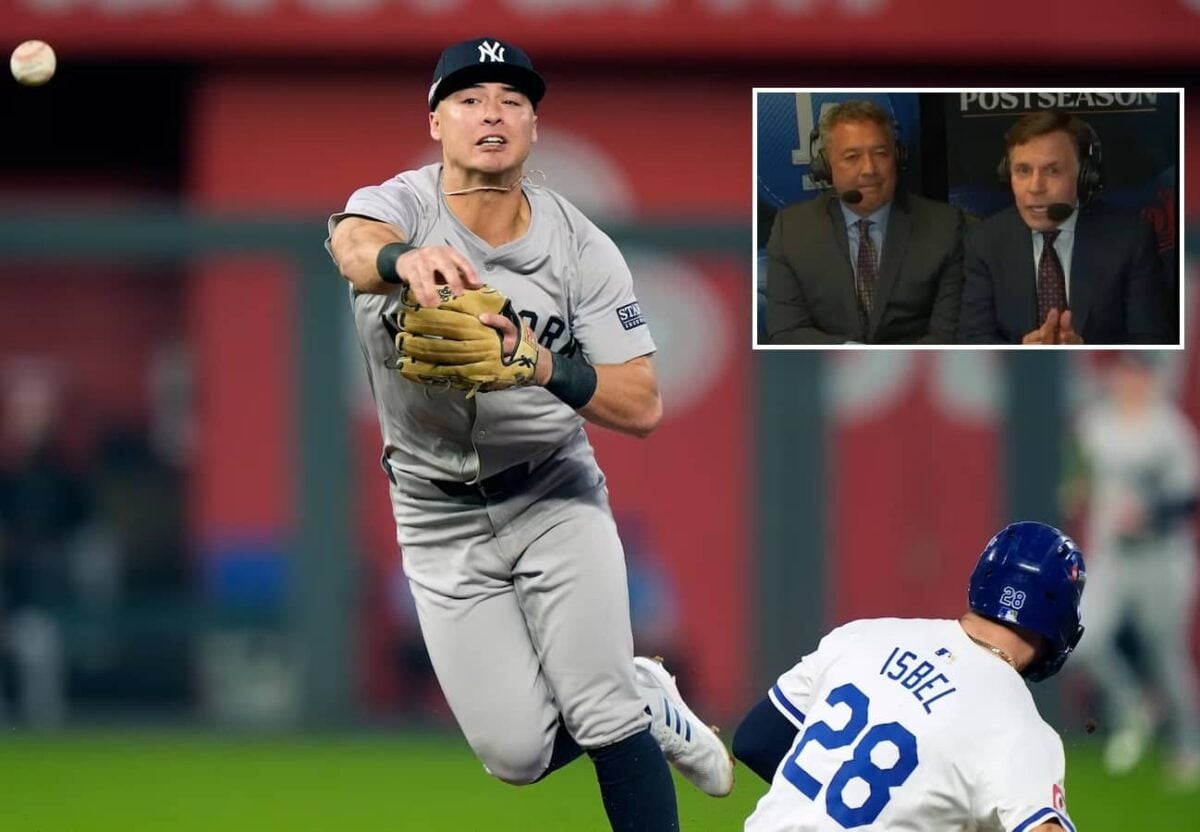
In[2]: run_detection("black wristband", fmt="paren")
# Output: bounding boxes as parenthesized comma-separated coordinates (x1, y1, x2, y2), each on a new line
(376, 242, 415, 284)
(545, 350, 598, 410)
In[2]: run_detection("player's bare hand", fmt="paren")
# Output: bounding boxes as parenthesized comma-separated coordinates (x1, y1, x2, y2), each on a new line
(1022, 309, 1061, 345)
(1057, 310, 1084, 345)
(479, 312, 552, 385)
(397, 246, 480, 306)
(479, 311, 521, 357)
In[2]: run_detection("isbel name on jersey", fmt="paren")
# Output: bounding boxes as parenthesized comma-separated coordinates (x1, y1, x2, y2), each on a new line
(880, 645, 958, 715)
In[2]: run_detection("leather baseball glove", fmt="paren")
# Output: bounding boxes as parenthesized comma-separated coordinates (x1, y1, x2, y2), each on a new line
(391, 284, 540, 396)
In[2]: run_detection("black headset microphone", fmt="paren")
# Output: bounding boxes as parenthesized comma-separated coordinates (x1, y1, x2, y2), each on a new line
(1045, 203, 1075, 222)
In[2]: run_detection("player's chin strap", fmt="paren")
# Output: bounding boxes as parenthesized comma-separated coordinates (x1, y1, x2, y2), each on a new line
(442, 169, 547, 196)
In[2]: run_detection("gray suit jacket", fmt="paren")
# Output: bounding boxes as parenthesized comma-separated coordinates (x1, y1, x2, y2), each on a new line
(765, 193, 965, 345)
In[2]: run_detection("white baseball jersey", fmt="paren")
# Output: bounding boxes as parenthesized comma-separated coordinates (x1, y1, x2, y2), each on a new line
(326, 163, 656, 483)
(746, 618, 1075, 832)
(1077, 400, 1198, 559)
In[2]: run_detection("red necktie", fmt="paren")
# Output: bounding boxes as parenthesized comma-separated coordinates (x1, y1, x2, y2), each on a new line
(1036, 230, 1067, 324)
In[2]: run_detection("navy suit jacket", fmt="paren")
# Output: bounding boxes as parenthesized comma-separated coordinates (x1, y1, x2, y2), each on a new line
(766, 193, 965, 345)
(958, 202, 1171, 345)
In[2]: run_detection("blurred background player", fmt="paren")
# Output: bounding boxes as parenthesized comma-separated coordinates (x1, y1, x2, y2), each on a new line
(326, 36, 731, 831)
(1065, 353, 1200, 786)
(733, 521, 1086, 831)
(0, 368, 80, 728)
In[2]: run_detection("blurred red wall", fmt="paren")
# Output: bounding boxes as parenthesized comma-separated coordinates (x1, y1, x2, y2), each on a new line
(829, 354, 1002, 625)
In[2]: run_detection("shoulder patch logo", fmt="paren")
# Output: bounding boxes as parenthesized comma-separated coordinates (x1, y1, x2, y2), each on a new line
(616, 301, 646, 331)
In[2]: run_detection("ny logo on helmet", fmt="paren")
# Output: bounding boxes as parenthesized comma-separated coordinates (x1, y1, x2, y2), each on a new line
(478, 41, 506, 63)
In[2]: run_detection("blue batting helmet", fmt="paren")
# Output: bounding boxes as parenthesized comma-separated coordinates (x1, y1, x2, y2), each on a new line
(968, 521, 1086, 682)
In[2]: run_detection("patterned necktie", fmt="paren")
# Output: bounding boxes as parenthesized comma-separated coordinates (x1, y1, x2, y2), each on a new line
(855, 218, 878, 332)
(1036, 230, 1067, 325)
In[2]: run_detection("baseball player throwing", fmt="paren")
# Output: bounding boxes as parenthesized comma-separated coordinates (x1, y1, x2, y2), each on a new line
(325, 36, 731, 831)
(734, 522, 1086, 831)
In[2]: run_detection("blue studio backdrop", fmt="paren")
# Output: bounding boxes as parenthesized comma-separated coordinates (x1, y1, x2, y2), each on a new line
(755, 91, 923, 338)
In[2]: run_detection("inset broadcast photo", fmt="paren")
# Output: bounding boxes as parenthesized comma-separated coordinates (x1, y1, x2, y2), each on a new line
(754, 89, 1183, 349)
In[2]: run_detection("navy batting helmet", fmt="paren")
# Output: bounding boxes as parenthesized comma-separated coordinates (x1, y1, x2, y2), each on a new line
(968, 521, 1086, 682)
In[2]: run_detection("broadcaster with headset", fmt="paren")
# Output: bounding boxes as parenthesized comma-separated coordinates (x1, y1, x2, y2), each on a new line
(958, 108, 1171, 345)
(764, 99, 966, 345)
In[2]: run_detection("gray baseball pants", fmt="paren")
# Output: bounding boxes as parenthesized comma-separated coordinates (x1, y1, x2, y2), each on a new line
(389, 432, 650, 784)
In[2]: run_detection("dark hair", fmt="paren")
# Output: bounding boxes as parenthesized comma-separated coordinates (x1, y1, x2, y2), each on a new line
(1004, 109, 1092, 163)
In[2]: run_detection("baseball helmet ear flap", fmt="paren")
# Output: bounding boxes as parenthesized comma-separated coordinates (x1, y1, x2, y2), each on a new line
(808, 121, 906, 190)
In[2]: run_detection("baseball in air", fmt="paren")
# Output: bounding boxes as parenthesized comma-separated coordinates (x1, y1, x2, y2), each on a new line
(10, 40, 56, 87)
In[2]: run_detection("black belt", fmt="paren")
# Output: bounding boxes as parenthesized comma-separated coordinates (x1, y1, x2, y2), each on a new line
(432, 463, 531, 499)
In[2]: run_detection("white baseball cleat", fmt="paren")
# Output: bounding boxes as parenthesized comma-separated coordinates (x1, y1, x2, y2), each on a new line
(1103, 706, 1153, 775)
(634, 655, 734, 797)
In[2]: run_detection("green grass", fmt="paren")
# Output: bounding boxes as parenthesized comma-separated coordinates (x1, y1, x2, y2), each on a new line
(1, 732, 1196, 830)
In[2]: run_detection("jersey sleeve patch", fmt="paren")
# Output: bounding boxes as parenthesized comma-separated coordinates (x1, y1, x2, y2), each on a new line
(616, 301, 646, 331)
(1013, 807, 1076, 832)
(769, 683, 807, 729)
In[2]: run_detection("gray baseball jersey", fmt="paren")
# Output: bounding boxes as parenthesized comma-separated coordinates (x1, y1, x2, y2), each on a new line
(328, 163, 656, 484)
(326, 163, 657, 778)
(1077, 401, 1198, 558)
